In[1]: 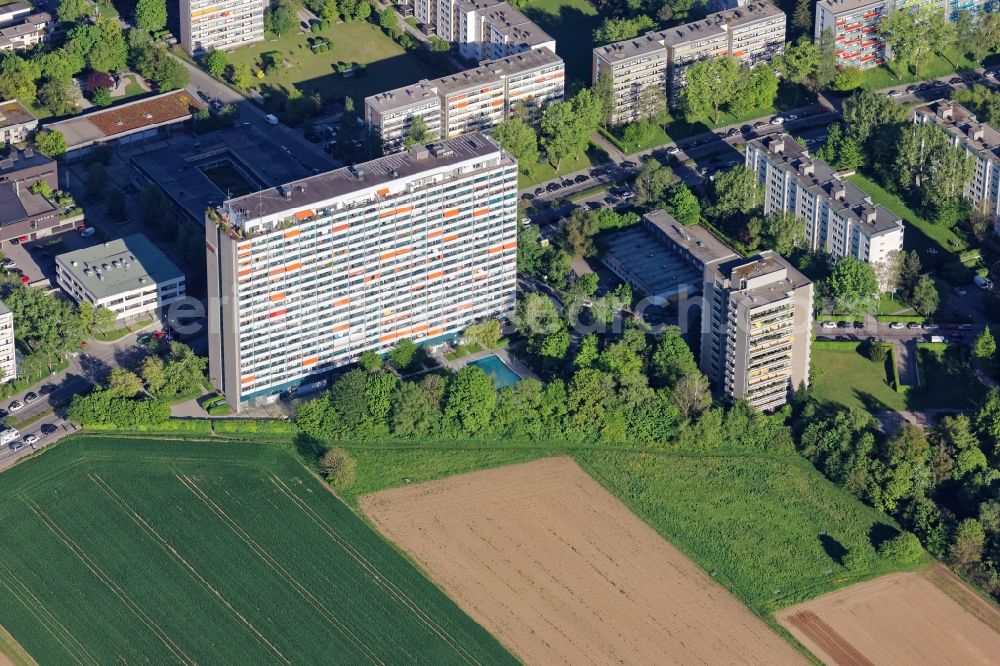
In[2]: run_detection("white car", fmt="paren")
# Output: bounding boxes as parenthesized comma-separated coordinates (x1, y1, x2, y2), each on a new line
(889, 322, 906, 330)
(23, 433, 38, 445)
(923, 323, 940, 330)
(821, 321, 837, 329)
(8, 400, 22, 412)
(888, 89, 902, 97)
(666, 146, 679, 155)
(770, 116, 784, 124)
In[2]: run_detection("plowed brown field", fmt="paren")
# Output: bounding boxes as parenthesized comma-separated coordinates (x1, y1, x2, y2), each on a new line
(360, 456, 806, 665)
(776, 566, 1000, 665)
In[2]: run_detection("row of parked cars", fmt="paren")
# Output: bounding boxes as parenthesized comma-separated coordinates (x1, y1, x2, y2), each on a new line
(821, 320, 974, 331)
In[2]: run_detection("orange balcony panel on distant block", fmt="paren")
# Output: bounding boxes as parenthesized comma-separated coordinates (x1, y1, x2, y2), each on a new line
(293, 210, 313, 221)
(503, 242, 517, 250)
(284, 228, 302, 238)
(427, 270, 444, 280)
(238, 268, 252, 276)
(348, 268, 363, 276)
(380, 205, 412, 218)
(333, 322, 349, 332)
(241, 375, 255, 384)
(268, 266, 285, 276)
(473, 208, 490, 216)
(443, 233, 459, 242)
(238, 243, 251, 252)
(333, 297, 350, 307)
(443, 208, 461, 218)
(427, 229, 443, 238)
(487, 245, 504, 254)
(302, 357, 318, 367)
(237, 250, 252, 258)
(732, 49, 745, 57)
(456, 302, 472, 310)
(285, 262, 302, 272)
(270, 292, 285, 301)
(427, 328, 444, 337)
(454, 101, 468, 108)
(380, 332, 397, 343)
(269, 308, 287, 318)
(376, 187, 390, 197)
(331, 223, 349, 233)
(491, 99, 503, 106)
(411, 324, 428, 334)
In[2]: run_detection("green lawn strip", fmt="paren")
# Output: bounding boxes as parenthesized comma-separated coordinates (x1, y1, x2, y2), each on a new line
(0, 436, 515, 665)
(90, 319, 154, 342)
(811, 344, 907, 412)
(226, 22, 453, 113)
(859, 48, 986, 91)
(518, 142, 610, 188)
(8, 408, 53, 432)
(846, 173, 965, 256)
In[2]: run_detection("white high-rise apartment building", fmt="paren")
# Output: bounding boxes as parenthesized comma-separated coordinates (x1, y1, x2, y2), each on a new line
(745, 134, 905, 282)
(419, 0, 555, 61)
(0, 300, 14, 383)
(206, 133, 519, 411)
(913, 99, 1000, 235)
(180, 0, 265, 56)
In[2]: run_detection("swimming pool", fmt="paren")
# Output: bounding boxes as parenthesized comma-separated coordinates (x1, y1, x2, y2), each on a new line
(470, 354, 522, 388)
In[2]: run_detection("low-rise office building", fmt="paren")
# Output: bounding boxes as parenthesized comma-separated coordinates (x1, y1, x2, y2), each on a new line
(702, 251, 813, 412)
(180, 0, 265, 56)
(0, 299, 15, 384)
(366, 48, 564, 153)
(592, 3, 785, 123)
(56, 234, 186, 321)
(206, 133, 519, 412)
(0, 148, 74, 249)
(913, 99, 1000, 235)
(745, 134, 905, 279)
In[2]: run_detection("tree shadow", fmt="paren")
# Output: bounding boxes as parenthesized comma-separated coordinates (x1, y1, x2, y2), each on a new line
(869, 522, 900, 550)
(77, 354, 112, 385)
(818, 533, 848, 565)
(853, 389, 895, 415)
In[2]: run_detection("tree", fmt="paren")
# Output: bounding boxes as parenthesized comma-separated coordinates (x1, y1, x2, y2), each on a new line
(232, 62, 254, 89)
(379, 6, 398, 33)
(445, 366, 496, 433)
(909, 275, 939, 316)
(0, 53, 37, 105)
(71, 18, 128, 73)
(879, 7, 953, 77)
(841, 89, 908, 153)
(973, 328, 996, 362)
(949, 518, 985, 569)
(358, 350, 382, 372)
(492, 118, 538, 167)
(708, 167, 762, 220)
(791, 0, 813, 37)
(387, 339, 419, 370)
(774, 37, 820, 84)
(57, 0, 90, 23)
(93, 306, 117, 333)
(670, 371, 710, 419)
(516, 291, 561, 337)
(832, 67, 865, 92)
(135, 0, 168, 32)
(562, 208, 600, 257)
(843, 541, 876, 572)
(265, 2, 297, 36)
(140, 355, 167, 394)
(107, 369, 143, 398)
(592, 15, 656, 44)
(969, 206, 995, 243)
(899, 250, 922, 299)
(669, 184, 700, 226)
(829, 256, 879, 314)
(404, 116, 430, 148)
(570, 272, 599, 298)
(463, 320, 502, 349)
(91, 87, 112, 107)
(593, 70, 614, 128)
(39, 49, 85, 81)
(35, 130, 67, 158)
(634, 159, 677, 209)
(863, 340, 888, 363)
(681, 56, 743, 124)
(651, 328, 697, 387)
(895, 122, 950, 190)
(974, 10, 1000, 60)
(319, 447, 356, 486)
(539, 100, 576, 169)
(204, 49, 229, 78)
(815, 28, 839, 88)
(729, 64, 778, 117)
(574, 333, 599, 369)
(760, 211, 806, 255)
(38, 78, 76, 116)
(637, 85, 667, 122)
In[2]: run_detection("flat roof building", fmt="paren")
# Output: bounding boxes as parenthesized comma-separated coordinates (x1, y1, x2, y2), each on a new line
(0, 100, 37, 144)
(0, 8, 52, 52)
(0, 148, 74, 250)
(180, 0, 265, 56)
(207, 133, 519, 411)
(745, 134, 904, 281)
(913, 99, 1000, 235)
(425, 0, 555, 62)
(593, 3, 785, 123)
(44, 90, 205, 161)
(55, 234, 186, 321)
(366, 48, 564, 153)
(0, 299, 14, 384)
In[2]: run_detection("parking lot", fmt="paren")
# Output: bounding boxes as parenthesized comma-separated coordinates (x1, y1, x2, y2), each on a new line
(1, 225, 103, 288)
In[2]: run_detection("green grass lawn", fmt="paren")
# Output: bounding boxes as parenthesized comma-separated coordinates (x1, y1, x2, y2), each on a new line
(811, 344, 907, 413)
(519, 0, 601, 84)
(577, 451, 927, 613)
(877, 293, 915, 315)
(847, 172, 966, 260)
(226, 21, 454, 110)
(860, 48, 988, 91)
(909, 345, 988, 409)
(0, 436, 515, 665)
(518, 142, 609, 188)
(119, 75, 146, 99)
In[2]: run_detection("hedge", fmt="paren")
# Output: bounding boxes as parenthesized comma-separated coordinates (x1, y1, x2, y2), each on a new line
(886, 344, 903, 392)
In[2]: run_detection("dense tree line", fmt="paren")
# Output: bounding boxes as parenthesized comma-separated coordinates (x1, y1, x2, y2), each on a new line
(795, 394, 1000, 599)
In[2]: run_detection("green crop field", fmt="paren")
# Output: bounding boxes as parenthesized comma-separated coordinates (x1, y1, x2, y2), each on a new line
(0, 436, 515, 665)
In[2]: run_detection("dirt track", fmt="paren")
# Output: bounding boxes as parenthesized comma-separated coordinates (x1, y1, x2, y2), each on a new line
(776, 567, 1000, 665)
(360, 456, 805, 665)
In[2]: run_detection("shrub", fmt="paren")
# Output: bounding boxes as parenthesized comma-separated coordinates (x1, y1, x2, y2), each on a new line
(877, 532, 923, 564)
(864, 340, 888, 363)
(843, 541, 876, 572)
(319, 446, 357, 488)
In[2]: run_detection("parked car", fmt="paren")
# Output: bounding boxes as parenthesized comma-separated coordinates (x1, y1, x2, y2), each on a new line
(80, 226, 96, 238)
(837, 321, 851, 328)
(888, 89, 902, 97)
(23, 433, 38, 446)
(8, 400, 22, 412)
(546, 182, 560, 192)
(853, 321, 864, 329)
(953, 287, 968, 296)
(520, 193, 533, 201)
(40, 423, 57, 436)
(264, 114, 280, 125)
(0, 259, 14, 269)
(534, 187, 544, 196)
(785, 114, 798, 121)
(561, 179, 573, 187)
(666, 146, 679, 155)
(621, 160, 637, 169)
(821, 321, 837, 329)
(574, 174, 589, 183)
(23, 391, 37, 404)
(8, 440, 23, 452)
(923, 323, 939, 330)
(950, 77, 963, 84)
(958, 323, 974, 330)
(907, 322, 923, 329)
(974, 275, 994, 290)
(890, 322, 906, 330)
(770, 116, 784, 124)
(726, 128, 740, 137)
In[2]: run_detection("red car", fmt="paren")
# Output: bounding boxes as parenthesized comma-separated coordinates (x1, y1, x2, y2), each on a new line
(19, 275, 29, 284)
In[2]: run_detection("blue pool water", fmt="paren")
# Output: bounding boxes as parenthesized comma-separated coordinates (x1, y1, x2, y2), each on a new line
(470, 354, 522, 387)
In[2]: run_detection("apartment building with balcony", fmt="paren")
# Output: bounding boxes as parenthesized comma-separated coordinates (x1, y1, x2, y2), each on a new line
(423, 0, 555, 61)
(946, 0, 991, 19)
(180, 0, 265, 56)
(702, 251, 813, 412)
(366, 48, 564, 153)
(815, 0, 889, 68)
(206, 133, 519, 411)
(914, 99, 1000, 235)
(0, 300, 14, 384)
(592, 3, 785, 122)
(745, 134, 904, 281)
(0, 4, 52, 52)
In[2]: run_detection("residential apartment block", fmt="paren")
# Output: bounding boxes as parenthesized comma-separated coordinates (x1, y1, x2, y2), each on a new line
(0, 2, 52, 52)
(0, 100, 37, 144)
(745, 134, 905, 279)
(0, 300, 14, 384)
(592, 3, 785, 123)
(206, 133, 519, 411)
(416, 0, 555, 62)
(56, 235, 187, 321)
(180, 0, 265, 56)
(366, 48, 564, 153)
(914, 99, 1000, 235)
(702, 251, 813, 412)
(815, 0, 889, 69)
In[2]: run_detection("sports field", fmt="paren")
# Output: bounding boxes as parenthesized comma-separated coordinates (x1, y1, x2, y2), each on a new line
(0, 436, 514, 665)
